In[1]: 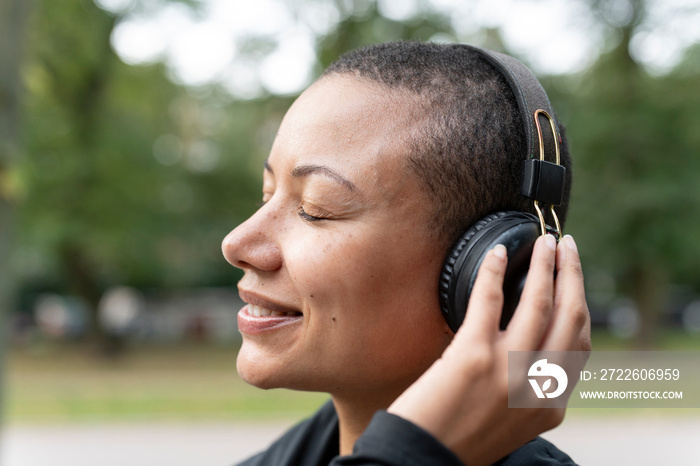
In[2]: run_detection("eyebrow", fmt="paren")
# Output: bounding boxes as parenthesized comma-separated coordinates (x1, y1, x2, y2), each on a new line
(264, 160, 358, 192)
(291, 164, 358, 192)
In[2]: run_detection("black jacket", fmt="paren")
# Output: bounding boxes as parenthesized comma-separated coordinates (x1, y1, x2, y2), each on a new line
(237, 401, 576, 466)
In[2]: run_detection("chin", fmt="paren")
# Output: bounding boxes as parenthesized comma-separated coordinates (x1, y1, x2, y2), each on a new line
(237, 346, 334, 393)
(236, 349, 281, 390)
(236, 346, 305, 390)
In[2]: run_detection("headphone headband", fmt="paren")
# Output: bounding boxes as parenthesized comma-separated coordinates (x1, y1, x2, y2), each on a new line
(466, 45, 566, 237)
(464, 46, 556, 162)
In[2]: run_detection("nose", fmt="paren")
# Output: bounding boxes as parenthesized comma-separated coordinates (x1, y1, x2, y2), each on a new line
(221, 207, 283, 272)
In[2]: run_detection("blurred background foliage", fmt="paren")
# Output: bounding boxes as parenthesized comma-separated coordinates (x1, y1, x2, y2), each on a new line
(1, 0, 700, 423)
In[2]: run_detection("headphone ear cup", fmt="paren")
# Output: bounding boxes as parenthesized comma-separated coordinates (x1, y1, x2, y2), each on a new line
(439, 211, 541, 333)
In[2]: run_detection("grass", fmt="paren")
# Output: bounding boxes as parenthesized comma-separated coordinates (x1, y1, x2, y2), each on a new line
(588, 328, 700, 351)
(4, 329, 700, 424)
(4, 342, 328, 424)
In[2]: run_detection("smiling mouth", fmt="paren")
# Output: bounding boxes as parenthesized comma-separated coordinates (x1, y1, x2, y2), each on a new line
(247, 304, 302, 318)
(239, 303, 302, 335)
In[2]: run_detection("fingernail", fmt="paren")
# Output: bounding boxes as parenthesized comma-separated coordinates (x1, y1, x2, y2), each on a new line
(543, 234, 556, 251)
(493, 244, 507, 259)
(564, 235, 578, 254)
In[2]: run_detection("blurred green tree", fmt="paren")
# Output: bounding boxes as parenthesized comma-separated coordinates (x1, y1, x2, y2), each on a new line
(0, 0, 32, 424)
(561, 0, 700, 347)
(314, 0, 455, 68)
(15, 0, 269, 352)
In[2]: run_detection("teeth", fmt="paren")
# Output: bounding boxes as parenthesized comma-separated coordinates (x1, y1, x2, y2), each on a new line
(249, 304, 270, 317)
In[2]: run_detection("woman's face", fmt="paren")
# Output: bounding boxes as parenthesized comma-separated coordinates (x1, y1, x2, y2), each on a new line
(222, 75, 452, 399)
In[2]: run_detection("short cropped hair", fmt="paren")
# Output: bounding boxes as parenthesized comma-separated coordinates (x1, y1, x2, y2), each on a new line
(323, 41, 572, 247)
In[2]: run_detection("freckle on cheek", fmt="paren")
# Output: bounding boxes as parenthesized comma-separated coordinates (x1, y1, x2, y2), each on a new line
(332, 317, 336, 322)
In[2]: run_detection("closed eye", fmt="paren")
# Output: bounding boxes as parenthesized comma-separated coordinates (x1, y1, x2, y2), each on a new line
(298, 205, 327, 222)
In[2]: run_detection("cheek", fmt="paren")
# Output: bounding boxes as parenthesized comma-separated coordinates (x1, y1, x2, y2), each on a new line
(287, 224, 445, 338)
(287, 227, 407, 306)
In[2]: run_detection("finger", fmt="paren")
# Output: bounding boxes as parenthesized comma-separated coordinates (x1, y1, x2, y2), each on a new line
(507, 234, 557, 349)
(542, 235, 592, 352)
(457, 244, 508, 343)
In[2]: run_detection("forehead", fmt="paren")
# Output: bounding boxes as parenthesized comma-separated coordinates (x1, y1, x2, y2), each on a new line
(269, 75, 422, 193)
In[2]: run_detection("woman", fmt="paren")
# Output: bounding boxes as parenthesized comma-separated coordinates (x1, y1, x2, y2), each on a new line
(222, 42, 590, 465)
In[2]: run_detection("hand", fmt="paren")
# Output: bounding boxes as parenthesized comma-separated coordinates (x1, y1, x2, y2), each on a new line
(388, 234, 591, 466)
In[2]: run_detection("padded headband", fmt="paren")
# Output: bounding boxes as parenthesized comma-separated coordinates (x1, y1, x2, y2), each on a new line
(466, 45, 566, 233)
(464, 45, 558, 163)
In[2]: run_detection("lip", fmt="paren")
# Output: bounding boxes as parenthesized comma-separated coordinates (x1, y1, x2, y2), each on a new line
(237, 289, 303, 335)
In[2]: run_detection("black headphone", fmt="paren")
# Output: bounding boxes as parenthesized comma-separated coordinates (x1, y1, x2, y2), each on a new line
(438, 46, 567, 333)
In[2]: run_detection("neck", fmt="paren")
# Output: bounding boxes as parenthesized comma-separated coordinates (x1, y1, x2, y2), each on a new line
(332, 388, 403, 456)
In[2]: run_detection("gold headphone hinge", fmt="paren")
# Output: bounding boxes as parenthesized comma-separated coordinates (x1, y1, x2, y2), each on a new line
(530, 109, 564, 240)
